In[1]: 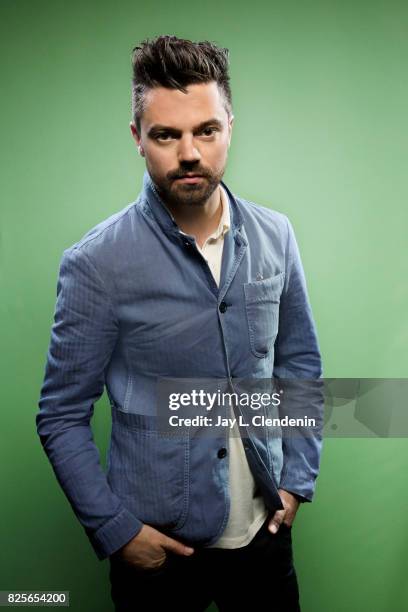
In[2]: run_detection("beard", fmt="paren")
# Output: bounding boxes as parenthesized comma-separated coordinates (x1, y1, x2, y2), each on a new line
(147, 162, 226, 208)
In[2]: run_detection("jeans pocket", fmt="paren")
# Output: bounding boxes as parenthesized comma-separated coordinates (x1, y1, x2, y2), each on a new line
(111, 552, 171, 577)
(136, 556, 170, 576)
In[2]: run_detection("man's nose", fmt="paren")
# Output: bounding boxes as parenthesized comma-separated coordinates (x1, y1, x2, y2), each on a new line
(177, 135, 201, 164)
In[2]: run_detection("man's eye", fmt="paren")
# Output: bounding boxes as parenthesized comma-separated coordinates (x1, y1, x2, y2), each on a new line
(155, 133, 172, 141)
(201, 127, 217, 137)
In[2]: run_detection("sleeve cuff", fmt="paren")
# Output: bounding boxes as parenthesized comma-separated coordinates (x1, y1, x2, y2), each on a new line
(88, 507, 144, 560)
(278, 480, 315, 503)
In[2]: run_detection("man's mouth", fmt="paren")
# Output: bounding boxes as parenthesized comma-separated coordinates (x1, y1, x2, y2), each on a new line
(175, 175, 205, 184)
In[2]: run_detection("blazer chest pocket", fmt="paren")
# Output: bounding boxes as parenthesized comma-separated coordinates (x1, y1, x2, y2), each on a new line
(244, 272, 284, 358)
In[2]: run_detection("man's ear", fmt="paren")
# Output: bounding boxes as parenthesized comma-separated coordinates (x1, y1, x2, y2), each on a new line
(228, 114, 234, 148)
(130, 121, 140, 146)
(130, 122, 145, 156)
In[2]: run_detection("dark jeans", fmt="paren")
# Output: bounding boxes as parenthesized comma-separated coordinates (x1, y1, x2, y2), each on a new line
(109, 514, 301, 612)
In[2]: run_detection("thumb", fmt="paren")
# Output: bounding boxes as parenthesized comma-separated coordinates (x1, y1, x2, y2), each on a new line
(268, 511, 285, 534)
(161, 535, 194, 556)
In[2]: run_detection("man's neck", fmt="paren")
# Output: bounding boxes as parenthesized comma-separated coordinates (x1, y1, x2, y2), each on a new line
(165, 185, 223, 249)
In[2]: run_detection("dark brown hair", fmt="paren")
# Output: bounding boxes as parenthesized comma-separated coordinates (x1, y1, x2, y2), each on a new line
(131, 35, 232, 132)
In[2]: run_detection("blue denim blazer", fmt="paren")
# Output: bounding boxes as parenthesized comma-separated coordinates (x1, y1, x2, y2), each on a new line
(36, 170, 323, 560)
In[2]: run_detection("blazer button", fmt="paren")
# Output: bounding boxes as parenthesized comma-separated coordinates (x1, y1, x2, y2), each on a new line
(219, 301, 227, 313)
(217, 447, 228, 459)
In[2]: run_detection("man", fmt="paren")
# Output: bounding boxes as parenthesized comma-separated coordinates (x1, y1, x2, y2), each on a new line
(36, 35, 323, 611)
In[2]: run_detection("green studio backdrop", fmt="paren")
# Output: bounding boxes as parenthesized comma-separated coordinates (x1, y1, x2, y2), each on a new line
(1, 1, 407, 610)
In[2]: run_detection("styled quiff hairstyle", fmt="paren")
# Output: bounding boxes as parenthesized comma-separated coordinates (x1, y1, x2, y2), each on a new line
(131, 35, 233, 133)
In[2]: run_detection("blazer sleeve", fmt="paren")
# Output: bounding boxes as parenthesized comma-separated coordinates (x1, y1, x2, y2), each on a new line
(272, 216, 324, 502)
(36, 245, 143, 560)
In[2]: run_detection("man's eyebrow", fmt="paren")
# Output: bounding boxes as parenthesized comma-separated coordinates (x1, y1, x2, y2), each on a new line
(147, 118, 224, 137)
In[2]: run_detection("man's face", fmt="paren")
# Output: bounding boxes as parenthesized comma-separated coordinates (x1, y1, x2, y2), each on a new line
(130, 81, 233, 207)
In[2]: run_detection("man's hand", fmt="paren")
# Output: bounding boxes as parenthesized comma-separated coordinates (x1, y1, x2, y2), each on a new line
(110, 524, 194, 570)
(268, 489, 300, 534)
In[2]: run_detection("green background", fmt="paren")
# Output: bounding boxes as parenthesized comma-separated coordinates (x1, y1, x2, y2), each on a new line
(1, 0, 407, 610)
